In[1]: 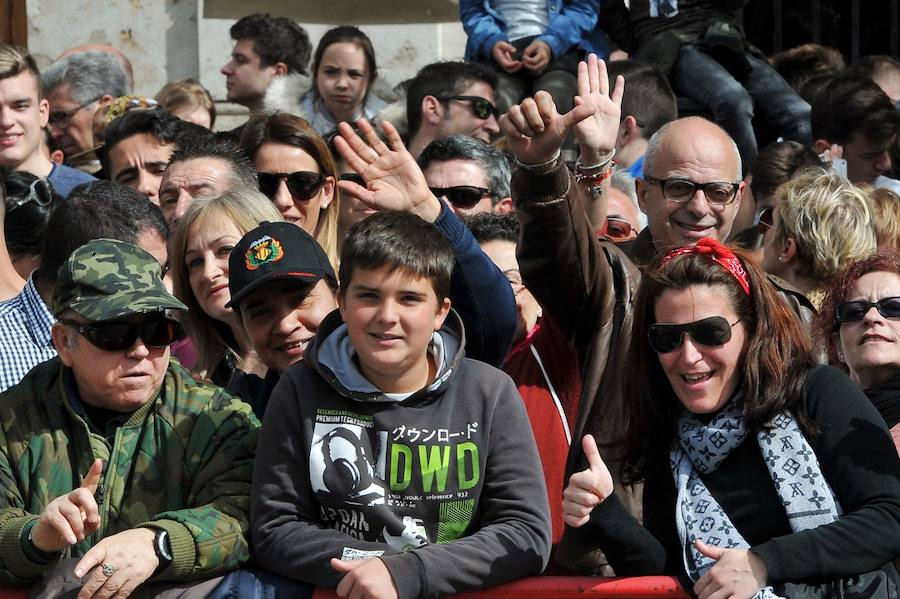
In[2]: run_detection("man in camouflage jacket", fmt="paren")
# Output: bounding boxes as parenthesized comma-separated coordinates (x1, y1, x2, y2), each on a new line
(0, 239, 259, 597)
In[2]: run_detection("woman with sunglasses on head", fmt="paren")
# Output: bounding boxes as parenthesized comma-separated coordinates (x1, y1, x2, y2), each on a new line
(240, 112, 340, 269)
(759, 168, 876, 309)
(814, 253, 900, 455)
(169, 186, 283, 388)
(2, 170, 61, 283)
(265, 26, 386, 137)
(563, 239, 900, 598)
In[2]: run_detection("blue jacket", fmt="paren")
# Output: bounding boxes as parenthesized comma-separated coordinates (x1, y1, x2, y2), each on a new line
(460, 0, 604, 61)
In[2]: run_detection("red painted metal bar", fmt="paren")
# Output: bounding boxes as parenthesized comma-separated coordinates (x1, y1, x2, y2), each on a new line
(312, 576, 690, 599)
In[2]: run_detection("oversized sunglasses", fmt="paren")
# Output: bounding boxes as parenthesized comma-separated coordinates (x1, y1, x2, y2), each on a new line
(647, 316, 740, 354)
(756, 206, 774, 235)
(59, 318, 182, 352)
(835, 297, 900, 326)
(429, 185, 496, 209)
(7, 178, 54, 213)
(436, 95, 500, 120)
(258, 171, 325, 201)
(644, 177, 740, 205)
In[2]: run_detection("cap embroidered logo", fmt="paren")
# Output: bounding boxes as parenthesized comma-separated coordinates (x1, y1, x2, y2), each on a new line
(246, 236, 284, 270)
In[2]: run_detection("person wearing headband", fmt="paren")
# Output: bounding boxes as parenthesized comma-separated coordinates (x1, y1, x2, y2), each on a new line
(500, 53, 817, 575)
(0, 239, 259, 596)
(563, 239, 900, 598)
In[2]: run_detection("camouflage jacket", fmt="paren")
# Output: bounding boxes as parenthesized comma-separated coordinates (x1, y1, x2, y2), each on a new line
(0, 357, 260, 587)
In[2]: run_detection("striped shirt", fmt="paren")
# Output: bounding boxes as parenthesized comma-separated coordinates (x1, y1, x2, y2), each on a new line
(0, 277, 57, 392)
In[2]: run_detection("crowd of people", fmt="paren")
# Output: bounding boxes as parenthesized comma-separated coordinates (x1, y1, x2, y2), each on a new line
(0, 4, 899, 598)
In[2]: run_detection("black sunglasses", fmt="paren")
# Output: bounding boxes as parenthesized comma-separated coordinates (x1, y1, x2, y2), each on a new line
(7, 179, 54, 213)
(60, 318, 182, 352)
(429, 185, 495, 209)
(258, 171, 325, 201)
(340, 173, 366, 186)
(436, 95, 499, 120)
(644, 177, 740, 205)
(647, 316, 740, 354)
(756, 206, 774, 235)
(835, 297, 900, 325)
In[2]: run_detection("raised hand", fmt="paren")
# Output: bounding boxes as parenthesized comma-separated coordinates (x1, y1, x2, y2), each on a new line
(693, 541, 768, 599)
(333, 119, 441, 223)
(331, 557, 399, 599)
(31, 459, 103, 553)
(572, 54, 625, 163)
(562, 435, 614, 528)
(491, 41, 523, 74)
(500, 90, 595, 165)
(75, 527, 159, 599)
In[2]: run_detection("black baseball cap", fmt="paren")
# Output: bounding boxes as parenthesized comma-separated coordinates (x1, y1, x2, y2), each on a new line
(226, 221, 336, 309)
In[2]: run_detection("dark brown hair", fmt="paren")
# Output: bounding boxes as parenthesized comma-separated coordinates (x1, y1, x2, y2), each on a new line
(620, 246, 815, 483)
(312, 26, 377, 97)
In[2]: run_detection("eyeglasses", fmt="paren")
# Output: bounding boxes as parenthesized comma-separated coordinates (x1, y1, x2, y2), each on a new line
(258, 171, 325, 202)
(60, 318, 182, 352)
(48, 96, 102, 129)
(6, 179, 54, 213)
(644, 177, 740, 205)
(835, 297, 900, 325)
(429, 185, 496, 209)
(756, 206, 774, 235)
(603, 217, 636, 241)
(339, 173, 366, 186)
(436, 96, 500, 120)
(647, 316, 741, 353)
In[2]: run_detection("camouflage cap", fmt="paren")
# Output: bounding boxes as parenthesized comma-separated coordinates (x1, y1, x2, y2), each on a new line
(53, 238, 188, 321)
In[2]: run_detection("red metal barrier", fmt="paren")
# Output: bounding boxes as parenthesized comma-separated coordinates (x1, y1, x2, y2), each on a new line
(313, 576, 690, 598)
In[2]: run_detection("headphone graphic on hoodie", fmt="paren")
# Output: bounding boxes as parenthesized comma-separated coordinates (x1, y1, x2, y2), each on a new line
(320, 427, 376, 499)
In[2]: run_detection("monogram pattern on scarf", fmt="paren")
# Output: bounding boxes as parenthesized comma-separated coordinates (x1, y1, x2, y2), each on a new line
(672, 400, 841, 599)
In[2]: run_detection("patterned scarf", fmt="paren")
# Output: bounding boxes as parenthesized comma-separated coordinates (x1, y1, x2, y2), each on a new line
(672, 399, 842, 598)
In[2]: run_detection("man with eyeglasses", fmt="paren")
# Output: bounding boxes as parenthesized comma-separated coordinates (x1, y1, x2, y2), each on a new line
(0, 44, 95, 199)
(42, 50, 129, 171)
(419, 134, 513, 220)
(0, 238, 259, 597)
(405, 61, 501, 157)
(500, 55, 815, 575)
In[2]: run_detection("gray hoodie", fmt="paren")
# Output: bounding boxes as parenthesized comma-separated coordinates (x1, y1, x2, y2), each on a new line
(251, 309, 551, 598)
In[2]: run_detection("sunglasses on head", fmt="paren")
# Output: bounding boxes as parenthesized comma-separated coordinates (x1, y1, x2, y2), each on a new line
(258, 171, 325, 202)
(835, 297, 900, 325)
(429, 185, 495, 209)
(60, 318, 182, 352)
(647, 316, 740, 354)
(7, 179, 54, 213)
(436, 95, 500, 120)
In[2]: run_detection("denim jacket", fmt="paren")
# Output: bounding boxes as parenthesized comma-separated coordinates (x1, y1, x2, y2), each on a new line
(460, 0, 603, 61)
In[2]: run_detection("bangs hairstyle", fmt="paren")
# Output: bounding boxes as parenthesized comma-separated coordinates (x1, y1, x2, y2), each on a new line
(620, 246, 815, 484)
(772, 168, 876, 283)
(240, 112, 340, 268)
(813, 252, 900, 368)
(339, 212, 454, 302)
(170, 187, 283, 378)
(312, 26, 377, 95)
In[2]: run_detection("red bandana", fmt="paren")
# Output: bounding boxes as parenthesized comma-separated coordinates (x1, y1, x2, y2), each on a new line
(659, 238, 751, 296)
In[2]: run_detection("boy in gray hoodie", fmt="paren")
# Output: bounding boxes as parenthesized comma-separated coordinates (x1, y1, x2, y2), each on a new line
(251, 211, 550, 598)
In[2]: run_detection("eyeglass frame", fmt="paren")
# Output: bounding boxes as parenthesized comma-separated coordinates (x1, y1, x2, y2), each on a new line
(603, 216, 636, 240)
(429, 185, 498, 209)
(48, 95, 103, 129)
(643, 176, 741, 206)
(834, 296, 900, 328)
(435, 95, 500, 120)
(58, 317, 183, 352)
(6, 178, 54, 213)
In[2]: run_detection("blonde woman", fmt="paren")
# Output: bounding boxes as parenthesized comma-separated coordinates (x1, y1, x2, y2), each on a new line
(760, 168, 876, 308)
(240, 112, 341, 270)
(155, 78, 216, 129)
(170, 186, 283, 385)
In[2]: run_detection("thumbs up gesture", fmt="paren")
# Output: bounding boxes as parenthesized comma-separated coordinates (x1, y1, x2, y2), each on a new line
(562, 435, 614, 528)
